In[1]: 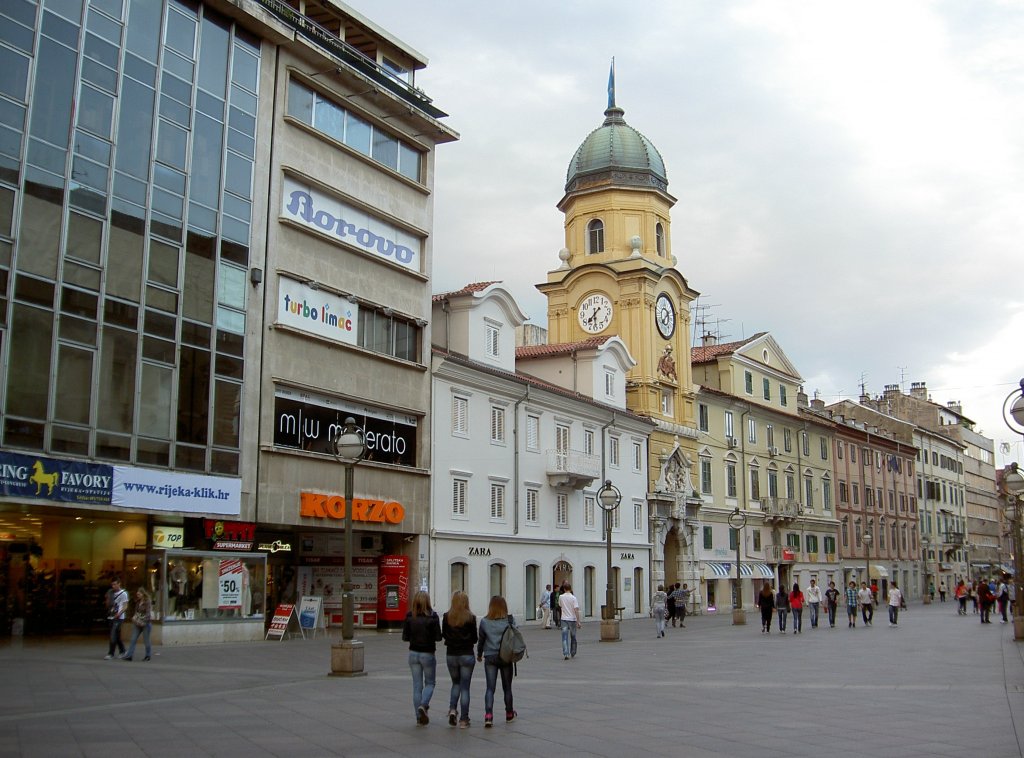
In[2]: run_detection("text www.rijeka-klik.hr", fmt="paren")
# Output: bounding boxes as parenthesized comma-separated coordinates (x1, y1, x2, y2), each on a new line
(121, 482, 232, 500)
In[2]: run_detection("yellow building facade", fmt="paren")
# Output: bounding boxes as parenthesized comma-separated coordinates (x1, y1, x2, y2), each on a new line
(536, 92, 703, 593)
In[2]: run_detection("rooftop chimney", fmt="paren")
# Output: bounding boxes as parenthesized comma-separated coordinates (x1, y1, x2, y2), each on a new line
(883, 384, 899, 398)
(702, 332, 717, 347)
(909, 381, 928, 401)
(946, 400, 962, 415)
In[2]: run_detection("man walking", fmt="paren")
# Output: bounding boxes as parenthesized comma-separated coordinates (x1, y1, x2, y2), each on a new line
(887, 581, 904, 626)
(845, 581, 858, 628)
(997, 576, 1010, 623)
(858, 582, 874, 626)
(670, 583, 690, 628)
(551, 583, 562, 628)
(105, 577, 128, 659)
(540, 584, 552, 629)
(824, 581, 840, 628)
(806, 579, 823, 629)
(558, 583, 582, 659)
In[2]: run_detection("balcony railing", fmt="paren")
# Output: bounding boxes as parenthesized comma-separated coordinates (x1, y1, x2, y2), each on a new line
(766, 545, 798, 563)
(545, 449, 601, 490)
(252, 0, 448, 118)
(762, 497, 802, 521)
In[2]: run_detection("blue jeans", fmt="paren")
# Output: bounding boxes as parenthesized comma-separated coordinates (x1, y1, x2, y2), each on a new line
(809, 602, 820, 627)
(792, 608, 803, 632)
(408, 652, 436, 718)
(446, 654, 475, 720)
(888, 605, 899, 625)
(561, 619, 578, 657)
(777, 608, 788, 631)
(124, 622, 151, 659)
(107, 619, 125, 655)
(826, 603, 837, 627)
(483, 655, 513, 716)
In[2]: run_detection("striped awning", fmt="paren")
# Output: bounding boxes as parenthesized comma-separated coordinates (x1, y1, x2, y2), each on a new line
(749, 562, 775, 578)
(705, 561, 732, 578)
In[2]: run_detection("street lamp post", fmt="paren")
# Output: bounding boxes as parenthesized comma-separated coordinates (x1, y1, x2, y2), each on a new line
(1005, 463, 1024, 639)
(863, 518, 874, 597)
(330, 417, 366, 676)
(1001, 378, 1024, 639)
(597, 480, 622, 642)
(729, 508, 747, 625)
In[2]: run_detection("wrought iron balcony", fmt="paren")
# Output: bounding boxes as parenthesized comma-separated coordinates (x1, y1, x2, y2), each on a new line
(761, 497, 802, 522)
(545, 449, 601, 490)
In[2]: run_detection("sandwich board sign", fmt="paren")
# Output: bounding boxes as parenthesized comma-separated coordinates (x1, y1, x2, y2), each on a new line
(298, 595, 325, 638)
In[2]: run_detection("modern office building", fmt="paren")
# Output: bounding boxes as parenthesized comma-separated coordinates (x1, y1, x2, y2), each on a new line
(0, 0, 455, 639)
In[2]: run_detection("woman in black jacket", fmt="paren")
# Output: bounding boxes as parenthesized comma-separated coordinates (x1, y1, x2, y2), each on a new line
(402, 591, 442, 725)
(442, 591, 478, 728)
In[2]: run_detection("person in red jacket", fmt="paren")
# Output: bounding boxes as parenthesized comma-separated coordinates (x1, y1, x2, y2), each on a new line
(978, 580, 994, 624)
(789, 582, 805, 634)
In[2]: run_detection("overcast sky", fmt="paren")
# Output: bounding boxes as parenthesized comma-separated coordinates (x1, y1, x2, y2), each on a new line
(349, 0, 1024, 464)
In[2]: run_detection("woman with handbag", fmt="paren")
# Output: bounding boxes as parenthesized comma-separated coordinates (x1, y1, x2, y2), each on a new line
(122, 587, 152, 661)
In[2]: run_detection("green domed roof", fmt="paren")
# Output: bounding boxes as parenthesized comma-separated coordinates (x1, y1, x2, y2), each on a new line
(565, 105, 668, 193)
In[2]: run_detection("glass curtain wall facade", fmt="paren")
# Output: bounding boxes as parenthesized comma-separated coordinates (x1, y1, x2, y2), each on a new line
(0, 0, 259, 474)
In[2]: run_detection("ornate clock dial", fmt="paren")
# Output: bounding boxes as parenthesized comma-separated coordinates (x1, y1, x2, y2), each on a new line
(655, 294, 675, 338)
(577, 293, 613, 334)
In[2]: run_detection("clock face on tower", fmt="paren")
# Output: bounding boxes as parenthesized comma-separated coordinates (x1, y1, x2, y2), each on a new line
(577, 293, 613, 334)
(655, 294, 675, 339)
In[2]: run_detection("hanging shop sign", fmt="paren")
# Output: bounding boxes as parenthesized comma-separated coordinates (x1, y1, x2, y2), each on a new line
(0, 451, 111, 504)
(204, 520, 255, 550)
(258, 540, 292, 553)
(277, 276, 358, 346)
(274, 385, 417, 466)
(152, 526, 184, 549)
(299, 492, 405, 525)
(281, 175, 421, 272)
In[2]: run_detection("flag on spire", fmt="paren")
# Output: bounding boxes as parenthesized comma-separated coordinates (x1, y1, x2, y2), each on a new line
(607, 57, 616, 110)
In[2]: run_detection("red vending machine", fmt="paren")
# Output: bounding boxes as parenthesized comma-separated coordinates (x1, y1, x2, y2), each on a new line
(377, 555, 410, 630)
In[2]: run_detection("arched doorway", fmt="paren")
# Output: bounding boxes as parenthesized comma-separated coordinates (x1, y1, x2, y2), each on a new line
(664, 527, 681, 586)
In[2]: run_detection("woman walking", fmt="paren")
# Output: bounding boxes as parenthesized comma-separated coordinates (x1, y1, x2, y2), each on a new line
(955, 580, 968, 615)
(402, 591, 442, 725)
(476, 595, 516, 727)
(776, 585, 790, 632)
(442, 591, 477, 729)
(757, 584, 775, 634)
(652, 584, 668, 638)
(121, 587, 152, 661)
(789, 582, 805, 634)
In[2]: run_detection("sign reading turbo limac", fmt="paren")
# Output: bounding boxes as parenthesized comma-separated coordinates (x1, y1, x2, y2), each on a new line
(274, 386, 417, 467)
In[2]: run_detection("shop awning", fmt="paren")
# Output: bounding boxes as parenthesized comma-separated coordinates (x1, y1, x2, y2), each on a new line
(1000, 565, 1015, 576)
(705, 562, 732, 578)
(741, 562, 774, 578)
(971, 562, 991, 569)
(869, 565, 889, 579)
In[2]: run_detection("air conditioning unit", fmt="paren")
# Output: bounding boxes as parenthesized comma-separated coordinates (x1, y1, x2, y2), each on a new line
(769, 446, 779, 457)
(727, 436, 738, 449)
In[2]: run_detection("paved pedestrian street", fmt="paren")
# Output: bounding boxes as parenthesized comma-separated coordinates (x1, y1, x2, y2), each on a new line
(1, 601, 1022, 757)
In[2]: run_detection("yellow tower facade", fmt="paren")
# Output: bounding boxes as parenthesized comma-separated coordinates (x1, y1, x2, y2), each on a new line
(537, 91, 703, 593)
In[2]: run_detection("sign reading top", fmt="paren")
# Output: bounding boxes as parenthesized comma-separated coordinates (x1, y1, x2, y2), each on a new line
(274, 386, 418, 467)
(281, 176, 421, 272)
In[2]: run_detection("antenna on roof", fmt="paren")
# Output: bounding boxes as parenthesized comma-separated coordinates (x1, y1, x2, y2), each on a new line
(897, 366, 908, 392)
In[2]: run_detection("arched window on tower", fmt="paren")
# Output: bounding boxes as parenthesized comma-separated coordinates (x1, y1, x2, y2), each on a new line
(587, 219, 604, 253)
(656, 222, 665, 256)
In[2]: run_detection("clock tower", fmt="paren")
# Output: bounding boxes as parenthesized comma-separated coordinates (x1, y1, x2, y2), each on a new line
(536, 75, 702, 593)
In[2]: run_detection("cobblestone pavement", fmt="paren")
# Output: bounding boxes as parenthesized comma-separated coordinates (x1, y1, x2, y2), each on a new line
(1, 600, 1022, 757)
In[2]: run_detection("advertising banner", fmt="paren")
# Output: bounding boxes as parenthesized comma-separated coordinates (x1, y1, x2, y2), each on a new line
(281, 175, 421, 272)
(298, 595, 324, 636)
(0, 451, 112, 504)
(218, 558, 244, 609)
(273, 386, 417, 466)
(112, 466, 241, 515)
(266, 604, 296, 641)
(277, 276, 358, 346)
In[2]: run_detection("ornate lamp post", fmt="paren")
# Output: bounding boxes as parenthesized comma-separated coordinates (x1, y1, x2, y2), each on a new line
(597, 480, 622, 641)
(330, 417, 366, 676)
(729, 507, 747, 625)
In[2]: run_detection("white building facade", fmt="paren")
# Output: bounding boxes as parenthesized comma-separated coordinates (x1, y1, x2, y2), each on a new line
(430, 283, 655, 623)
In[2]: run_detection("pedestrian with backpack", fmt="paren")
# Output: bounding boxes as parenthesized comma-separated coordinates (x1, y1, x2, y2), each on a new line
(476, 595, 517, 727)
